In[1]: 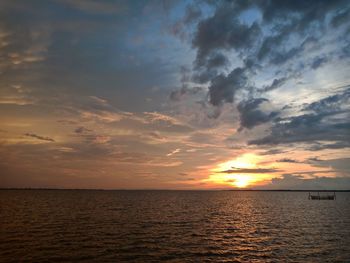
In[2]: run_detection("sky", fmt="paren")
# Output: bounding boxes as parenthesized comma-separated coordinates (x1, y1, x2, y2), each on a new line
(0, 0, 350, 190)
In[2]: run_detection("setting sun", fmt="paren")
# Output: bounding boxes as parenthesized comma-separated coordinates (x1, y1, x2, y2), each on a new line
(233, 175, 250, 188)
(206, 153, 275, 188)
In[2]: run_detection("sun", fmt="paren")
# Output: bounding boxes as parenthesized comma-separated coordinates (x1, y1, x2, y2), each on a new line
(234, 175, 250, 188)
(207, 153, 268, 188)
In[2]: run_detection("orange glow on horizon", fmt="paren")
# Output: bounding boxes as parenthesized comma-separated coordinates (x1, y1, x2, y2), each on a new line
(206, 153, 272, 188)
(233, 175, 250, 188)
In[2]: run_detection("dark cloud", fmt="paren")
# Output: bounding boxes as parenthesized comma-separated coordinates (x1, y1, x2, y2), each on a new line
(277, 158, 301, 163)
(304, 87, 350, 113)
(257, 30, 313, 66)
(206, 52, 229, 69)
(270, 47, 303, 65)
(187, 0, 350, 112)
(237, 98, 279, 130)
(74, 126, 92, 134)
(192, 4, 261, 66)
(249, 113, 350, 146)
(311, 56, 329, 70)
(261, 34, 324, 67)
(262, 77, 288, 92)
(259, 0, 347, 22)
(307, 141, 350, 151)
(24, 133, 55, 142)
(310, 157, 350, 174)
(260, 149, 286, 155)
(208, 67, 248, 106)
(249, 89, 350, 147)
(257, 34, 284, 62)
(169, 65, 205, 102)
(189, 2, 263, 109)
(257, 174, 350, 190)
(331, 8, 350, 27)
(57, 119, 78, 125)
(191, 52, 229, 85)
(219, 167, 280, 174)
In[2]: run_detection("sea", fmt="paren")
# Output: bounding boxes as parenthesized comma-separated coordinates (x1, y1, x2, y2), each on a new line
(1, 190, 349, 262)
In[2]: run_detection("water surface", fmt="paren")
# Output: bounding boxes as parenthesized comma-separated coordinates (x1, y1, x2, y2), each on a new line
(1, 190, 349, 262)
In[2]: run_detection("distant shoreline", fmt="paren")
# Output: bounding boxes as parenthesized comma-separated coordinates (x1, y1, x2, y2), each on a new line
(1, 188, 350, 192)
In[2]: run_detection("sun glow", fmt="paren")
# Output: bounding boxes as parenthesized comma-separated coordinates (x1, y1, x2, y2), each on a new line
(207, 153, 272, 188)
(217, 153, 256, 170)
(234, 175, 250, 188)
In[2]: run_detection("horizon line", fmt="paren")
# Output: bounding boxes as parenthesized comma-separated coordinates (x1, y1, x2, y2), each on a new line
(1, 188, 350, 192)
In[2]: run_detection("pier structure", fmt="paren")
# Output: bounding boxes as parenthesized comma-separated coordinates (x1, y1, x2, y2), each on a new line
(308, 191, 336, 200)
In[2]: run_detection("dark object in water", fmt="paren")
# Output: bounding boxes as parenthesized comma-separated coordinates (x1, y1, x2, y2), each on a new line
(308, 192, 336, 200)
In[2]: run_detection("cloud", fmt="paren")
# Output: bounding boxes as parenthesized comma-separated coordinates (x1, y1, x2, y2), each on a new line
(24, 133, 55, 142)
(331, 8, 350, 27)
(178, 0, 350, 125)
(76, 96, 194, 134)
(208, 67, 248, 106)
(219, 167, 280, 174)
(311, 157, 350, 174)
(0, 97, 34, 105)
(260, 149, 286, 155)
(140, 112, 193, 133)
(0, 24, 51, 71)
(74, 126, 92, 134)
(277, 158, 301, 163)
(249, 113, 350, 146)
(192, 4, 260, 66)
(1, 1, 350, 189)
(249, 89, 350, 148)
(262, 77, 288, 92)
(0, 85, 36, 105)
(76, 96, 137, 123)
(166, 148, 181, 157)
(237, 98, 279, 130)
(304, 87, 350, 113)
(256, 1, 348, 64)
(257, 174, 350, 190)
(311, 56, 329, 70)
(307, 141, 350, 151)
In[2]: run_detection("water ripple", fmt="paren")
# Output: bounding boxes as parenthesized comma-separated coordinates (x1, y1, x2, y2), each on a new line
(1, 190, 350, 262)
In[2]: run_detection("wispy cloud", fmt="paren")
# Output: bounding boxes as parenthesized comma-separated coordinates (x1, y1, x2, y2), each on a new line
(24, 133, 55, 142)
(277, 158, 302, 164)
(166, 148, 181, 157)
(218, 168, 281, 174)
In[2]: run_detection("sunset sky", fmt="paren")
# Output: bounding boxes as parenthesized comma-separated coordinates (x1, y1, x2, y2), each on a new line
(1, 0, 349, 189)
